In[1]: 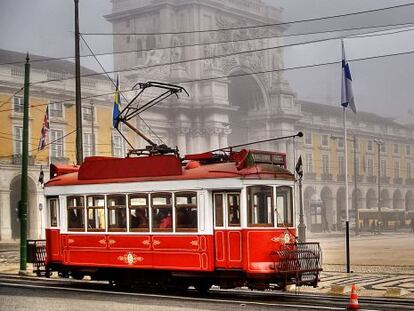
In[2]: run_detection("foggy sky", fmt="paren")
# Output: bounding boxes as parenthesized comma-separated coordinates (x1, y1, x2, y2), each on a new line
(1, 0, 414, 119)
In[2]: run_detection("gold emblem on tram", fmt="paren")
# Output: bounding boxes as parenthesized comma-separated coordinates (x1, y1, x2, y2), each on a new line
(108, 239, 116, 245)
(190, 240, 199, 246)
(153, 239, 161, 246)
(142, 239, 150, 246)
(98, 239, 107, 246)
(117, 252, 144, 265)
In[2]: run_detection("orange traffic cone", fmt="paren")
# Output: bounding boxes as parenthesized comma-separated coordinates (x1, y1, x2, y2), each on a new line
(347, 284, 360, 310)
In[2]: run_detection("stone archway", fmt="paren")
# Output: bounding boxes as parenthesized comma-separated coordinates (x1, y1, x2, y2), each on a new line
(303, 186, 315, 228)
(320, 187, 333, 232)
(380, 189, 390, 208)
(366, 188, 376, 209)
(336, 187, 346, 228)
(351, 188, 363, 211)
(227, 69, 268, 147)
(393, 189, 403, 210)
(406, 190, 414, 211)
(9, 175, 38, 239)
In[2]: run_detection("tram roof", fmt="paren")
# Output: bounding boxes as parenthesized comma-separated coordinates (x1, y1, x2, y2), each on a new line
(45, 152, 294, 187)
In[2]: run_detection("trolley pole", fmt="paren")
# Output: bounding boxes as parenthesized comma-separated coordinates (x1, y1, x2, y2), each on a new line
(374, 139, 383, 233)
(74, 0, 83, 164)
(19, 53, 30, 275)
(298, 177, 306, 242)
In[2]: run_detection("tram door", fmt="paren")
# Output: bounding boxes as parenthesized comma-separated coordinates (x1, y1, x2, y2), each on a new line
(213, 192, 243, 269)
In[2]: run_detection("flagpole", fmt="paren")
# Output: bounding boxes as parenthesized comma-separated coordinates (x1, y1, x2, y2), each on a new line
(344, 105, 351, 273)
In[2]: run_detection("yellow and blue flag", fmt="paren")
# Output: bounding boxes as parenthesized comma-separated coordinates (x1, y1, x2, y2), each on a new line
(112, 75, 121, 128)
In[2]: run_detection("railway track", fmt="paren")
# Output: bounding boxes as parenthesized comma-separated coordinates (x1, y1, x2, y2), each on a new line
(0, 273, 413, 310)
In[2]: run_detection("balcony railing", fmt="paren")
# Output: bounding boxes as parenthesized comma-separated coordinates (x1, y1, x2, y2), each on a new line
(321, 173, 333, 181)
(406, 178, 414, 185)
(12, 154, 36, 165)
(393, 178, 403, 185)
(366, 176, 377, 183)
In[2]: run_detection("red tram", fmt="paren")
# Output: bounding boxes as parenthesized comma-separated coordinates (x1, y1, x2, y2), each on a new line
(43, 149, 322, 291)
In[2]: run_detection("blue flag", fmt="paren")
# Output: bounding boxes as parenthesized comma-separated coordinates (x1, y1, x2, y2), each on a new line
(341, 40, 356, 114)
(112, 75, 121, 128)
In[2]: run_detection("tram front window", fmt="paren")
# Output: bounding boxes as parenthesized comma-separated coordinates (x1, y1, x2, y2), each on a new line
(87, 195, 105, 232)
(67, 196, 84, 231)
(276, 186, 293, 227)
(152, 192, 173, 232)
(247, 186, 273, 227)
(107, 194, 126, 231)
(175, 192, 197, 232)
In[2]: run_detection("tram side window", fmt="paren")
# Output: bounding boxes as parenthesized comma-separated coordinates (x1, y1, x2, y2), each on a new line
(214, 193, 224, 227)
(87, 195, 105, 232)
(151, 192, 172, 232)
(107, 194, 126, 231)
(247, 186, 273, 227)
(129, 194, 149, 232)
(67, 196, 84, 231)
(227, 193, 240, 227)
(175, 192, 197, 232)
(276, 186, 293, 227)
(48, 198, 59, 227)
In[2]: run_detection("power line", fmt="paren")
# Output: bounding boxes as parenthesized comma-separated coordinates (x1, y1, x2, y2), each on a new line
(0, 87, 24, 110)
(84, 2, 414, 36)
(0, 22, 412, 68)
(2, 47, 414, 114)
(29, 26, 414, 86)
(79, 34, 166, 145)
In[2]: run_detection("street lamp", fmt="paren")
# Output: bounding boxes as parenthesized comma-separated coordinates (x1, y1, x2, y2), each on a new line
(374, 138, 384, 233)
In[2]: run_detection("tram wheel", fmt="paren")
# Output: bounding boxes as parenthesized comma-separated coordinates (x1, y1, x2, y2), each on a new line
(195, 281, 211, 294)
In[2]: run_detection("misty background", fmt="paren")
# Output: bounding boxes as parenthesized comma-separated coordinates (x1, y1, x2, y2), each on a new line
(1, 0, 414, 119)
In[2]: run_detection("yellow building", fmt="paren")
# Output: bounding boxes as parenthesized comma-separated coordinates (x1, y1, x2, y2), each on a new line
(0, 49, 134, 241)
(297, 101, 414, 232)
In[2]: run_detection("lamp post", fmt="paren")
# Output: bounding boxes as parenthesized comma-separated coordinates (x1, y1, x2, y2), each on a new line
(374, 138, 384, 233)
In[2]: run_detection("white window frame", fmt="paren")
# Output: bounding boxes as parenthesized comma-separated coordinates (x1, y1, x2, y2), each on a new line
(50, 129, 64, 158)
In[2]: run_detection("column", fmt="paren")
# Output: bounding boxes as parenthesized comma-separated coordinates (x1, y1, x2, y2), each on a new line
(207, 127, 221, 151)
(176, 128, 189, 155)
(220, 128, 231, 149)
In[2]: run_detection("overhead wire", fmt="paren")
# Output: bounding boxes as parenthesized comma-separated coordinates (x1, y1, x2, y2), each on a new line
(79, 34, 166, 145)
(83, 2, 414, 36)
(1, 22, 413, 67)
(26, 26, 414, 86)
(2, 47, 414, 114)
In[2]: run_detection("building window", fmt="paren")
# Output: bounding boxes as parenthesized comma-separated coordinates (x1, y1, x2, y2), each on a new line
(305, 153, 313, 173)
(367, 140, 373, 151)
(13, 126, 23, 155)
(381, 159, 387, 177)
(406, 145, 411, 156)
(146, 36, 156, 50)
(321, 134, 329, 147)
(175, 192, 198, 231)
(393, 144, 399, 154)
(137, 39, 143, 58)
(112, 135, 124, 158)
(83, 133, 94, 157)
(67, 196, 85, 231)
(337, 138, 344, 149)
(129, 194, 149, 231)
(49, 102, 63, 118)
(338, 155, 345, 175)
(408, 162, 412, 179)
(380, 143, 386, 153)
(394, 160, 400, 179)
(355, 157, 360, 175)
(305, 132, 312, 145)
(107, 194, 127, 232)
(82, 106, 93, 121)
(13, 96, 24, 113)
(50, 129, 64, 158)
(87, 195, 105, 232)
(367, 158, 373, 177)
(247, 186, 273, 227)
(322, 154, 330, 174)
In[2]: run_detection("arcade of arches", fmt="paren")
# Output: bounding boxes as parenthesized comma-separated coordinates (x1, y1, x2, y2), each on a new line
(303, 186, 414, 232)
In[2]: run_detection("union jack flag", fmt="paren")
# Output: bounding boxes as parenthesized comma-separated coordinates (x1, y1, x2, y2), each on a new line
(38, 106, 50, 151)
